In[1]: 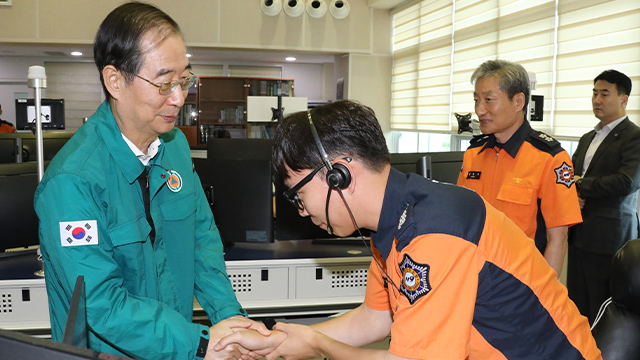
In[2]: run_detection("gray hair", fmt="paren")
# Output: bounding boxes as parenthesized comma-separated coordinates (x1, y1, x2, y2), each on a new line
(471, 59, 530, 113)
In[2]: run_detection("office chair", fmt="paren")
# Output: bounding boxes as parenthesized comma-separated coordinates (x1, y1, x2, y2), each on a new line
(591, 238, 640, 360)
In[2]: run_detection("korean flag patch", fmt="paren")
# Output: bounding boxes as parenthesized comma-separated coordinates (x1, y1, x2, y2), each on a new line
(59, 220, 99, 247)
(399, 254, 431, 305)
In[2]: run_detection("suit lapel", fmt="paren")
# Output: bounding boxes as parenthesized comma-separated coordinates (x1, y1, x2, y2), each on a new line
(585, 118, 629, 176)
(574, 131, 595, 175)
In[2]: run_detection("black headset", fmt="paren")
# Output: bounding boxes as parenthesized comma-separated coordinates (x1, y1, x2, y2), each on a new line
(306, 110, 402, 293)
(307, 110, 351, 189)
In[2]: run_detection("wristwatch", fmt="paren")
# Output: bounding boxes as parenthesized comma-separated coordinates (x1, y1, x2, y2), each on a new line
(575, 178, 583, 191)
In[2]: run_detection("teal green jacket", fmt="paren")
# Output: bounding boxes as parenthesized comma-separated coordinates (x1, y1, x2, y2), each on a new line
(35, 101, 244, 359)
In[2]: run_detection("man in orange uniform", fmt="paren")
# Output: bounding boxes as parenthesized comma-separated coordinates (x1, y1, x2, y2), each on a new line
(457, 59, 582, 276)
(0, 103, 16, 133)
(214, 100, 601, 360)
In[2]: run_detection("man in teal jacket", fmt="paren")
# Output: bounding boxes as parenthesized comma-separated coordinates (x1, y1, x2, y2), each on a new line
(34, 3, 265, 359)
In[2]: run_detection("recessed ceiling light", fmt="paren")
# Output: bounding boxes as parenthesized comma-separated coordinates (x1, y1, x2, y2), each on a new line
(70, 51, 83, 56)
(286, 57, 297, 62)
(186, 53, 192, 58)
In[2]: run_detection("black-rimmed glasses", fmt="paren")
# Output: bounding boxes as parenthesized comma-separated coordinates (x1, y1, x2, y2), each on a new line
(133, 71, 197, 95)
(283, 165, 325, 210)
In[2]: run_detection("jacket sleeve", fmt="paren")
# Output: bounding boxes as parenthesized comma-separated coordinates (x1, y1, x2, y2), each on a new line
(539, 151, 582, 228)
(579, 129, 640, 199)
(36, 173, 209, 360)
(191, 169, 245, 322)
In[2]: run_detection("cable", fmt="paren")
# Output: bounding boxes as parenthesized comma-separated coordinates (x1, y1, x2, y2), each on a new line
(325, 185, 334, 235)
(335, 187, 401, 294)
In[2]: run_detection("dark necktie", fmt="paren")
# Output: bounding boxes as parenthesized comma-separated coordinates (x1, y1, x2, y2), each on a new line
(137, 167, 156, 246)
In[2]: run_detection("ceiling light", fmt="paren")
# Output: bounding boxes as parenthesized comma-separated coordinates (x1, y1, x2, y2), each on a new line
(306, 0, 327, 18)
(261, 0, 282, 16)
(286, 57, 297, 61)
(284, 0, 304, 17)
(70, 51, 83, 57)
(186, 53, 192, 58)
(329, 0, 349, 19)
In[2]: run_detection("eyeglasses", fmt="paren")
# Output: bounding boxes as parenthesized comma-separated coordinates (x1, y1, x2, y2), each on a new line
(283, 165, 325, 210)
(133, 71, 197, 95)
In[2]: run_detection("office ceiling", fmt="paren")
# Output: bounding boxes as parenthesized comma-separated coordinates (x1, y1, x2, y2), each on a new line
(0, 43, 340, 65)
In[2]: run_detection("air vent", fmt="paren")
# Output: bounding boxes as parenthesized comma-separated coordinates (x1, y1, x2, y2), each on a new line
(1, 293, 13, 314)
(330, 268, 368, 288)
(228, 273, 252, 293)
(44, 51, 67, 57)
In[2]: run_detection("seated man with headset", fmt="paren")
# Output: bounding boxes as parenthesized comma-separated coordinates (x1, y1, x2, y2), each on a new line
(213, 100, 602, 360)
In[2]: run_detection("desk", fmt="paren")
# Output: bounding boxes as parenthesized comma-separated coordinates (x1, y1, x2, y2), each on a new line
(0, 240, 372, 334)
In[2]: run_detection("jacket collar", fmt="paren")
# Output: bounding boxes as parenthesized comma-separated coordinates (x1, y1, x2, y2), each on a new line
(479, 120, 531, 158)
(371, 168, 409, 259)
(95, 101, 164, 184)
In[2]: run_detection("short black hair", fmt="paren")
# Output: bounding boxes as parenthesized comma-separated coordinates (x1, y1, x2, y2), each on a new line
(93, 1, 182, 101)
(272, 100, 390, 180)
(594, 70, 632, 96)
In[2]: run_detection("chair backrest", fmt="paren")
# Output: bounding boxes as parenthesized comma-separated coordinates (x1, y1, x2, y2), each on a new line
(591, 238, 640, 359)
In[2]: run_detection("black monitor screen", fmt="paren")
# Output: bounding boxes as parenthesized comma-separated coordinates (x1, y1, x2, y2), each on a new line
(0, 162, 44, 252)
(15, 98, 65, 131)
(0, 328, 101, 360)
(390, 151, 464, 184)
(195, 138, 274, 246)
(0, 132, 73, 164)
(0, 134, 21, 164)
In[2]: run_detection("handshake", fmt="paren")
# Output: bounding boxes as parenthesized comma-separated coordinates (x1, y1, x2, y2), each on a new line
(206, 316, 320, 360)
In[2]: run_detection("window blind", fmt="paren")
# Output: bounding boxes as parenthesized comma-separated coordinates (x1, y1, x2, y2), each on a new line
(554, 0, 640, 137)
(391, 0, 639, 138)
(391, 0, 453, 131)
(451, 0, 556, 134)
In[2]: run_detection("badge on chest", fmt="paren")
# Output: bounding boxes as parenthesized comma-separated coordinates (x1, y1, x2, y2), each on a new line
(466, 171, 481, 180)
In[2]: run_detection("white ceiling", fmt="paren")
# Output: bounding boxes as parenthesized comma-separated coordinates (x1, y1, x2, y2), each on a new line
(0, 43, 340, 65)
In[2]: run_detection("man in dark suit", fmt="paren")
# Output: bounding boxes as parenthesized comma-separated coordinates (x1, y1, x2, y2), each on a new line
(569, 69, 640, 324)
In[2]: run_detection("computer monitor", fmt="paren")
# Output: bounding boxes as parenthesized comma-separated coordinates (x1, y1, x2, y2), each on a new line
(15, 98, 65, 131)
(390, 151, 464, 184)
(0, 329, 101, 360)
(22, 132, 73, 162)
(0, 132, 73, 164)
(0, 162, 43, 252)
(0, 133, 22, 163)
(194, 138, 274, 246)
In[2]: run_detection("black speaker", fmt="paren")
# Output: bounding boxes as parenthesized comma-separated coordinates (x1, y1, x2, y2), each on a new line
(326, 162, 351, 189)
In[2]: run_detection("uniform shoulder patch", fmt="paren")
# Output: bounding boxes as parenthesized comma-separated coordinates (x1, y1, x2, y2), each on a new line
(554, 162, 574, 188)
(399, 253, 432, 305)
(528, 130, 563, 155)
(469, 134, 490, 149)
(59, 220, 99, 246)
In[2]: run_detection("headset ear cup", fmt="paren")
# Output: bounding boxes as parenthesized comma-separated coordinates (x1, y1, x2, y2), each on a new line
(327, 163, 351, 189)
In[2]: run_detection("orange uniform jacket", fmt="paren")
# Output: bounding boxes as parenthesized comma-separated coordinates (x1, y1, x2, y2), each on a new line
(0, 120, 16, 133)
(365, 169, 601, 360)
(457, 121, 582, 253)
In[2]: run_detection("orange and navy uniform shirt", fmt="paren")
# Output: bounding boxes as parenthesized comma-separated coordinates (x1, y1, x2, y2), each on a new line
(364, 169, 601, 360)
(456, 121, 582, 253)
(0, 119, 16, 133)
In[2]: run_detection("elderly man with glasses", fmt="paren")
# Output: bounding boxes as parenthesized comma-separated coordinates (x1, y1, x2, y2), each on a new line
(34, 3, 267, 360)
